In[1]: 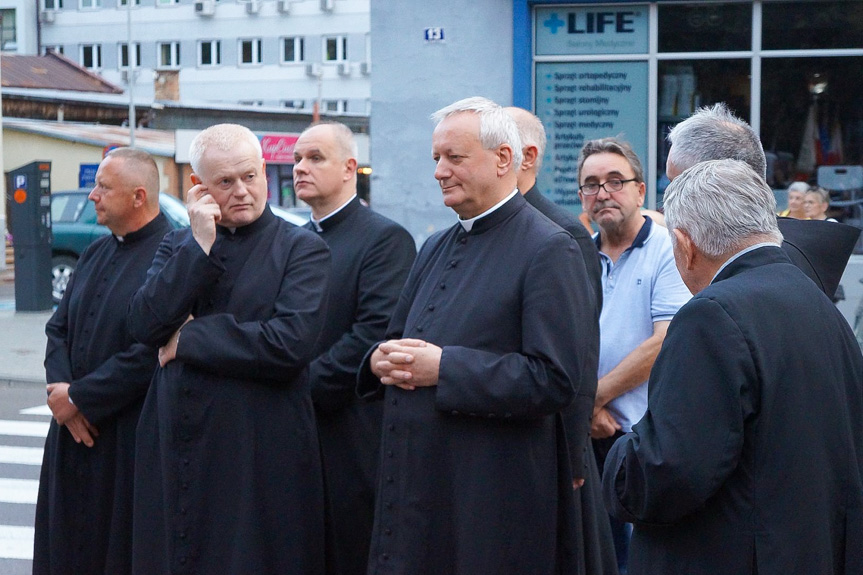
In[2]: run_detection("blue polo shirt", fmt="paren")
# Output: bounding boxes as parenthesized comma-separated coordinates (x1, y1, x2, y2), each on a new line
(595, 217, 691, 431)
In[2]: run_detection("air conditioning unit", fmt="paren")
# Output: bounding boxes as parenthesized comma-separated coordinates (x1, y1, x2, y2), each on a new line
(276, 0, 290, 13)
(320, 0, 334, 12)
(194, 0, 215, 16)
(245, 0, 261, 14)
(40, 9, 56, 23)
(336, 62, 350, 77)
(305, 63, 321, 77)
(360, 61, 370, 76)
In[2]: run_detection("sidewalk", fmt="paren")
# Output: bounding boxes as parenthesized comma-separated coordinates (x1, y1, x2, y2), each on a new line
(0, 268, 50, 386)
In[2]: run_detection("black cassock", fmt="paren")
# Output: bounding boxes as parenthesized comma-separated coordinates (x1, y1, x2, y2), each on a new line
(128, 207, 331, 575)
(35, 213, 172, 575)
(305, 197, 416, 575)
(523, 185, 618, 575)
(358, 193, 598, 575)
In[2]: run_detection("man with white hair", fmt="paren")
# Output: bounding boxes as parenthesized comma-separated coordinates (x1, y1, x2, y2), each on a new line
(359, 97, 597, 575)
(666, 102, 860, 300)
(602, 159, 863, 575)
(129, 123, 331, 574)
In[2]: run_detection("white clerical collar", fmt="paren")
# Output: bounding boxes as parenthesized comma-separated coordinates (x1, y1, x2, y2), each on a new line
(311, 194, 357, 232)
(711, 242, 780, 284)
(458, 188, 519, 232)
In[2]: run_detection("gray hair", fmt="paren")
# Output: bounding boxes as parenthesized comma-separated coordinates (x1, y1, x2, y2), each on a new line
(105, 147, 160, 205)
(506, 107, 546, 170)
(189, 123, 262, 175)
(667, 103, 766, 178)
(576, 137, 644, 183)
(664, 159, 782, 258)
(431, 97, 523, 169)
(300, 121, 358, 160)
(787, 181, 810, 195)
(806, 186, 830, 205)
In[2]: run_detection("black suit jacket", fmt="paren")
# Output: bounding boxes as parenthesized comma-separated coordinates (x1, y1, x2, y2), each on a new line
(603, 246, 863, 575)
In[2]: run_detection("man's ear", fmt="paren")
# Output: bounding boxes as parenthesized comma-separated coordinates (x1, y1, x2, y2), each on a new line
(344, 157, 358, 181)
(190, 173, 202, 185)
(521, 145, 539, 172)
(672, 228, 696, 271)
(496, 144, 513, 176)
(133, 186, 147, 208)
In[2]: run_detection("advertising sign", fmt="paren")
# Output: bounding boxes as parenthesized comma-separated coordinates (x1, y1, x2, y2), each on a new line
(534, 61, 648, 211)
(535, 5, 649, 56)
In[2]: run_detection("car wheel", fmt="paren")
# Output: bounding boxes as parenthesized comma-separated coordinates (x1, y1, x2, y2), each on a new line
(51, 255, 78, 304)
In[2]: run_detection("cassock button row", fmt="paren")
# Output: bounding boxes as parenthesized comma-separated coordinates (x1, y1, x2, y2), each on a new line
(451, 410, 460, 415)
(387, 450, 394, 458)
(416, 326, 423, 333)
(182, 482, 189, 490)
(439, 282, 446, 290)
(459, 237, 467, 244)
(388, 424, 395, 431)
(384, 528, 392, 536)
(183, 458, 190, 466)
(428, 304, 435, 311)
(180, 532, 187, 539)
(382, 553, 390, 561)
(449, 260, 457, 268)
(385, 502, 393, 510)
(179, 557, 187, 565)
(386, 476, 394, 483)
(391, 398, 397, 405)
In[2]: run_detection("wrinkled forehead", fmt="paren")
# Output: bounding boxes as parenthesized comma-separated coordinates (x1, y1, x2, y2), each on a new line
(197, 143, 262, 178)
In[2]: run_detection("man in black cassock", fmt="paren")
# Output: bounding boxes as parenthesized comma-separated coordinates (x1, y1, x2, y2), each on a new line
(128, 124, 331, 575)
(602, 160, 863, 574)
(358, 97, 598, 575)
(35, 148, 172, 575)
(293, 122, 416, 575)
(507, 106, 618, 575)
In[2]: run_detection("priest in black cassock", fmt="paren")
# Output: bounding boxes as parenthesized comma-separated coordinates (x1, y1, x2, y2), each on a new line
(35, 147, 172, 575)
(507, 106, 619, 575)
(128, 124, 331, 575)
(358, 97, 598, 575)
(293, 121, 416, 575)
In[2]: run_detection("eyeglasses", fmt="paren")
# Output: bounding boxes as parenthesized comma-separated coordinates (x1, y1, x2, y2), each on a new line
(579, 178, 638, 196)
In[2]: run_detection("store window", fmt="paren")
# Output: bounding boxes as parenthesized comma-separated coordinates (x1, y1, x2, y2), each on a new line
(762, 1, 863, 51)
(658, 2, 751, 52)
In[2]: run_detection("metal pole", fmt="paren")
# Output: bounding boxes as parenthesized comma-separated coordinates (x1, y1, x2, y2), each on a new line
(126, 0, 136, 147)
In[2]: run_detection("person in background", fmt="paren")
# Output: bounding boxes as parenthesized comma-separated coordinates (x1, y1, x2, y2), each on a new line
(602, 159, 863, 575)
(129, 123, 331, 575)
(666, 102, 860, 301)
(35, 148, 172, 575)
(578, 137, 691, 575)
(778, 181, 809, 218)
(803, 186, 838, 222)
(505, 106, 618, 575)
(293, 121, 416, 575)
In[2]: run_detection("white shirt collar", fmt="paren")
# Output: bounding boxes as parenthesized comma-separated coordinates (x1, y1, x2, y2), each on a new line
(458, 188, 519, 232)
(311, 194, 357, 232)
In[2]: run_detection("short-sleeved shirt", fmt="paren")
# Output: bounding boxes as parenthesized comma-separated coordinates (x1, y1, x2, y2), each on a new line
(595, 217, 690, 431)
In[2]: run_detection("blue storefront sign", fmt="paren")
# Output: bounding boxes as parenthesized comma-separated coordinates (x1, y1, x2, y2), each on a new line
(79, 163, 99, 189)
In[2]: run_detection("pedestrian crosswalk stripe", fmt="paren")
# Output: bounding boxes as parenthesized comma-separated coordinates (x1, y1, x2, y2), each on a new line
(0, 525, 35, 560)
(19, 405, 51, 417)
(0, 445, 43, 465)
(0, 420, 48, 438)
(0, 478, 39, 504)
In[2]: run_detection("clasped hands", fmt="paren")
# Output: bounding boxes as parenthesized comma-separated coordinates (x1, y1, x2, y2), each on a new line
(46, 382, 99, 448)
(370, 338, 442, 390)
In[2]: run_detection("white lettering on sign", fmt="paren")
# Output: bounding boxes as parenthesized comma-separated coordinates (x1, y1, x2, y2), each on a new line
(424, 28, 445, 43)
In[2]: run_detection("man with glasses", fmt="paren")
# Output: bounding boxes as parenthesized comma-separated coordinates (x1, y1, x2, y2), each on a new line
(578, 137, 690, 574)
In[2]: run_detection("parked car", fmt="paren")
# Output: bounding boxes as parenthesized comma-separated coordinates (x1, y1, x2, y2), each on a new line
(50, 191, 310, 303)
(50, 189, 190, 303)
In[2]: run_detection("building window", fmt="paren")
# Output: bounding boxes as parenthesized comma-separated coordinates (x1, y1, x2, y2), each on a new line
(198, 40, 221, 67)
(323, 99, 347, 113)
(281, 36, 304, 63)
(79, 0, 101, 9)
(283, 99, 305, 109)
(118, 42, 141, 69)
(80, 44, 102, 69)
(44, 45, 64, 55)
(118, 0, 141, 6)
(157, 41, 180, 68)
(238, 100, 263, 106)
(239, 38, 263, 65)
(156, 0, 178, 5)
(323, 35, 347, 62)
(44, 0, 63, 9)
(0, 9, 16, 51)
